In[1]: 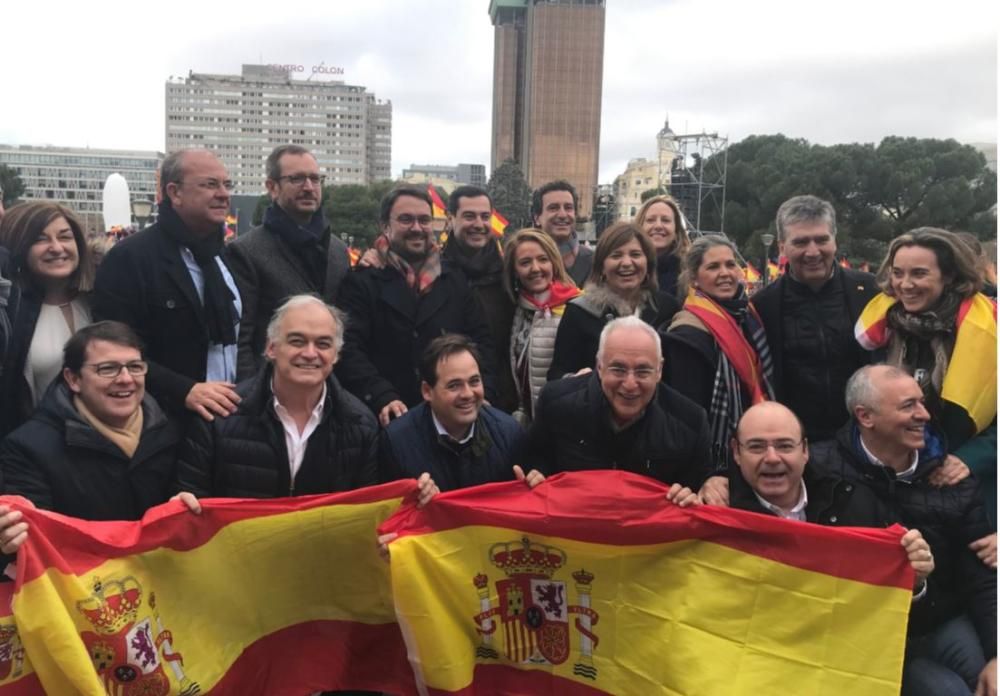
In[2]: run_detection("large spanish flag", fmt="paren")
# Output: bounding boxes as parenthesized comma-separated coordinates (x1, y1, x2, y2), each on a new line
(0, 584, 42, 695)
(4, 481, 418, 696)
(382, 471, 913, 696)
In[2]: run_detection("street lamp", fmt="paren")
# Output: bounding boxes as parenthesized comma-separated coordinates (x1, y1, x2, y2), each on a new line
(131, 198, 154, 231)
(760, 232, 775, 286)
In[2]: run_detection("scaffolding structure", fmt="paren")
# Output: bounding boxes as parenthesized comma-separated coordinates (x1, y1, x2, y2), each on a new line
(665, 132, 728, 236)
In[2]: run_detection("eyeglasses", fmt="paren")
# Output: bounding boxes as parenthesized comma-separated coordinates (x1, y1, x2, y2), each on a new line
(393, 214, 434, 228)
(187, 179, 234, 192)
(84, 361, 149, 378)
(736, 439, 804, 455)
(604, 366, 658, 382)
(277, 174, 326, 187)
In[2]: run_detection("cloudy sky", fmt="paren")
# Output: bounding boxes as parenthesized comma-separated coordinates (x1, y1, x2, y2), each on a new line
(2, 0, 995, 183)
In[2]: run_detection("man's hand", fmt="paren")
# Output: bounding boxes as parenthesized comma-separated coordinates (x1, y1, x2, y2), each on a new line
(698, 476, 729, 506)
(929, 454, 971, 487)
(0, 505, 28, 555)
(171, 492, 202, 515)
(572, 367, 592, 377)
(513, 465, 545, 489)
(976, 658, 996, 696)
(185, 382, 240, 422)
(416, 473, 439, 508)
(379, 400, 408, 427)
(666, 483, 701, 508)
(377, 532, 397, 563)
(970, 533, 997, 570)
(359, 248, 384, 269)
(901, 528, 934, 586)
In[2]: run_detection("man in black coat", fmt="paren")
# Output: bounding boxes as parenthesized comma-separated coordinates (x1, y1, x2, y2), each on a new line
(524, 316, 712, 491)
(380, 334, 529, 492)
(93, 149, 243, 422)
(752, 195, 878, 441)
(227, 145, 351, 381)
(335, 186, 495, 426)
(1, 322, 182, 554)
(174, 295, 381, 500)
(731, 369, 995, 696)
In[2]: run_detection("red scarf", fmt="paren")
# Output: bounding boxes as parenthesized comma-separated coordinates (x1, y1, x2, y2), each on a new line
(519, 281, 580, 316)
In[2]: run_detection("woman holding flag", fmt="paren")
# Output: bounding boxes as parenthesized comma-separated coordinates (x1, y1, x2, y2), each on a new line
(663, 235, 775, 481)
(855, 228, 997, 551)
(503, 229, 580, 424)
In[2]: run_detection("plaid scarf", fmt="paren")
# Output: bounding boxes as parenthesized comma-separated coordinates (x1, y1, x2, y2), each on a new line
(374, 232, 442, 295)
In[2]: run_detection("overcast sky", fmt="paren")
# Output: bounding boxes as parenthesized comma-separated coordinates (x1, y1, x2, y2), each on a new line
(2, 0, 996, 184)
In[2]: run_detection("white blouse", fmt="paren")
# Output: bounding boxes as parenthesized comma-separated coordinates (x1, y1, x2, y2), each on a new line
(24, 299, 92, 405)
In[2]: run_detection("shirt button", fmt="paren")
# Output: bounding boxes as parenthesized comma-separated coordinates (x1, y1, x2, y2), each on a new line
(166, 299, 176, 309)
(830, 515, 838, 523)
(845, 485, 852, 492)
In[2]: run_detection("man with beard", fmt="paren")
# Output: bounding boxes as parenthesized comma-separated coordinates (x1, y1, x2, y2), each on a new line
(440, 186, 517, 412)
(752, 195, 878, 442)
(227, 145, 350, 381)
(532, 180, 592, 287)
(335, 186, 496, 426)
(93, 149, 243, 422)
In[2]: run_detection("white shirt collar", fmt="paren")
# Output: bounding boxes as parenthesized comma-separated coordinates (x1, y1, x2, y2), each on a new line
(431, 410, 475, 444)
(859, 437, 920, 481)
(754, 480, 809, 521)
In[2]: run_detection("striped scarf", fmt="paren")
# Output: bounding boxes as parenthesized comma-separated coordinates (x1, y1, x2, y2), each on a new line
(375, 232, 442, 295)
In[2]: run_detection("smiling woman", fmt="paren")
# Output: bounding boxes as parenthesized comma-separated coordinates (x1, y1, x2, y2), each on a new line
(0, 201, 95, 435)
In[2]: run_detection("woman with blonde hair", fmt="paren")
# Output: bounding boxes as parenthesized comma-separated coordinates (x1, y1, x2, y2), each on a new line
(635, 194, 690, 297)
(503, 228, 580, 424)
(548, 221, 680, 378)
(0, 202, 95, 434)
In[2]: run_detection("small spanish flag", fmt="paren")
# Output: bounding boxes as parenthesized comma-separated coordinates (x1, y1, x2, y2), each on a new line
(427, 184, 447, 219)
(839, 256, 851, 269)
(490, 209, 509, 238)
(744, 262, 761, 283)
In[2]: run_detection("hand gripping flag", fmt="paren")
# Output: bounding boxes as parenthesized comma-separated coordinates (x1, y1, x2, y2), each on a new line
(381, 471, 914, 696)
(3, 481, 418, 696)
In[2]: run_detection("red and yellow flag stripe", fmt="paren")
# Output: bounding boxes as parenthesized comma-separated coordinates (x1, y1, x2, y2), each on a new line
(382, 471, 913, 696)
(5, 481, 417, 696)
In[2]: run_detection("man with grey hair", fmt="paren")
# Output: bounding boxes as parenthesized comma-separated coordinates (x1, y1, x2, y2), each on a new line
(226, 145, 351, 381)
(807, 364, 996, 696)
(523, 316, 712, 490)
(94, 149, 244, 422)
(752, 194, 878, 442)
(174, 294, 384, 499)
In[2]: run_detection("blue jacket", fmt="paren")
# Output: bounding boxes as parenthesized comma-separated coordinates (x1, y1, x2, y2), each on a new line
(379, 402, 524, 492)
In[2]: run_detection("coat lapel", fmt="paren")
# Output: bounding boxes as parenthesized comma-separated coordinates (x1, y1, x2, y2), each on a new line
(157, 230, 207, 323)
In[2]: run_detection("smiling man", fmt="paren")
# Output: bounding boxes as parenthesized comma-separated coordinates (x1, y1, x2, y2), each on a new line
(752, 194, 878, 441)
(94, 149, 244, 423)
(174, 295, 380, 499)
(532, 180, 593, 287)
(524, 316, 711, 490)
(0, 321, 183, 540)
(335, 186, 496, 426)
(227, 145, 350, 381)
(379, 334, 526, 492)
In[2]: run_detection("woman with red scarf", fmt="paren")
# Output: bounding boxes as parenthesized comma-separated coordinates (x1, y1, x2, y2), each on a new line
(664, 235, 775, 479)
(503, 229, 580, 425)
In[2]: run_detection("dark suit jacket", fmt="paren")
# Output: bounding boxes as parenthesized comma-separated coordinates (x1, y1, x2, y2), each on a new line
(93, 223, 229, 416)
(226, 222, 350, 380)
(335, 262, 496, 415)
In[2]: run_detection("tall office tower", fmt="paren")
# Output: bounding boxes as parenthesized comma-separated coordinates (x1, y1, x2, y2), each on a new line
(0, 144, 163, 233)
(165, 65, 392, 194)
(490, 0, 605, 217)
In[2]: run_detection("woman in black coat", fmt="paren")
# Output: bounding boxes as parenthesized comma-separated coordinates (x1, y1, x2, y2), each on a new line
(634, 194, 690, 298)
(548, 222, 680, 379)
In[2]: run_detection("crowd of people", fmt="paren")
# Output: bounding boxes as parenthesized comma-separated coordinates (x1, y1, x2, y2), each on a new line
(0, 144, 995, 696)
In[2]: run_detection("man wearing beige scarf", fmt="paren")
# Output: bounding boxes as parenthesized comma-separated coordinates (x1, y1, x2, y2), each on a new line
(1, 321, 182, 557)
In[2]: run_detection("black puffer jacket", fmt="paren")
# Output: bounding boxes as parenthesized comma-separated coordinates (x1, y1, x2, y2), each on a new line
(523, 373, 712, 490)
(548, 286, 680, 379)
(0, 381, 181, 520)
(808, 424, 996, 657)
(174, 368, 379, 498)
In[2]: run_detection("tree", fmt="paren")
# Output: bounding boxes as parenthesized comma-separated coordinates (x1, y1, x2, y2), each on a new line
(0, 164, 26, 206)
(640, 187, 668, 203)
(487, 159, 533, 234)
(324, 179, 397, 249)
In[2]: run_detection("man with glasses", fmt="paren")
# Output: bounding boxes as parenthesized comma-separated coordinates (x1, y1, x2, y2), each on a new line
(522, 316, 711, 489)
(94, 149, 244, 422)
(227, 145, 351, 381)
(336, 186, 496, 426)
(729, 371, 996, 696)
(1, 321, 183, 553)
